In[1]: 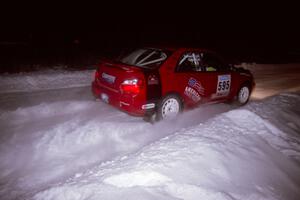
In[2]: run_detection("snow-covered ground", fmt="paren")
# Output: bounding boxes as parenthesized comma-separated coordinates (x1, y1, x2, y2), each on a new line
(0, 64, 299, 200)
(240, 63, 300, 99)
(0, 69, 94, 94)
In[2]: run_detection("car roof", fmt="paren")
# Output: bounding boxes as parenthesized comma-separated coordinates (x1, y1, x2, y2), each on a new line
(147, 46, 216, 53)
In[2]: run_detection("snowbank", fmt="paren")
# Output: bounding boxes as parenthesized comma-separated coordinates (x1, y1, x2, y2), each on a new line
(237, 63, 300, 99)
(0, 70, 94, 94)
(33, 93, 300, 200)
(0, 64, 300, 200)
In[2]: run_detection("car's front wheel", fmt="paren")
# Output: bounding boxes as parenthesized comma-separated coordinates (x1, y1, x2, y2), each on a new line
(237, 85, 250, 105)
(157, 94, 183, 121)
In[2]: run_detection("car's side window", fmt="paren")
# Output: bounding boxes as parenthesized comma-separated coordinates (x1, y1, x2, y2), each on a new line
(177, 52, 202, 72)
(202, 53, 228, 72)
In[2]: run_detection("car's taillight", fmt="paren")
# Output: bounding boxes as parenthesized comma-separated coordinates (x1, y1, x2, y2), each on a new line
(120, 78, 143, 95)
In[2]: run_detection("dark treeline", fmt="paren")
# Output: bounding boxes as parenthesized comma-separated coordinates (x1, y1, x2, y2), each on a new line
(1, 31, 299, 73)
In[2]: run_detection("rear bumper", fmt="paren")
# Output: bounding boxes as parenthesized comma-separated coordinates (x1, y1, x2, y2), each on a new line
(92, 81, 155, 117)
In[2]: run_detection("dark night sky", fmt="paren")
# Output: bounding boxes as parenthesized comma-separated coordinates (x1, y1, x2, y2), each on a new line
(1, 1, 300, 64)
(1, 3, 298, 40)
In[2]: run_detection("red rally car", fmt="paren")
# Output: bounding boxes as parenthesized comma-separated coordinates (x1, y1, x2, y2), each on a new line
(92, 47, 255, 121)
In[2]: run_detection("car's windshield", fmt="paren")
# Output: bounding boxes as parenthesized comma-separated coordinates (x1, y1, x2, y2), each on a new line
(118, 48, 168, 68)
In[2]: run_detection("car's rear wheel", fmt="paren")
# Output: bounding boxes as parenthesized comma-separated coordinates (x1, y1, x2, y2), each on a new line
(157, 94, 183, 120)
(237, 85, 250, 105)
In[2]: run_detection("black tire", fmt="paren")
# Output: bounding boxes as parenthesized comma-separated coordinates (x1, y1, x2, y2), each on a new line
(236, 84, 251, 105)
(157, 94, 183, 121)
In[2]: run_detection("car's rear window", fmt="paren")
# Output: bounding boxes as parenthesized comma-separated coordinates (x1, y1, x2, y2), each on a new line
(118, 48, 169, 68)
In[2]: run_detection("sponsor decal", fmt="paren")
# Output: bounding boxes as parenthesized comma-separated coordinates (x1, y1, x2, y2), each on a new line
(184, 86, 201, 102)
(188, 78, 205, 95)
(141, 103, 155, 110)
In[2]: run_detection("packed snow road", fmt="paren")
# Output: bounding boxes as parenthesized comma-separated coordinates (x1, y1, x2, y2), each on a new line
(0, 64, 300, 200)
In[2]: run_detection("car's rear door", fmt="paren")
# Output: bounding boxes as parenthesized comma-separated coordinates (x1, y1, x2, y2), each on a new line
(173, 51, 214, 106)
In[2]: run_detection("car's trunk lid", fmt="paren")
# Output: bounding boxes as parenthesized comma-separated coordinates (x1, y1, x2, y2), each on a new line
(95, 61, 144, 93)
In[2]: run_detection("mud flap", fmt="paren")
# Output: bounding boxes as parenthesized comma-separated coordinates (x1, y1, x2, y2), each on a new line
(143, 112, 158, 124)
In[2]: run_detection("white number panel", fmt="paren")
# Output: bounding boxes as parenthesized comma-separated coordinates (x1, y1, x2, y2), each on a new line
(216, 74, 231, 96)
